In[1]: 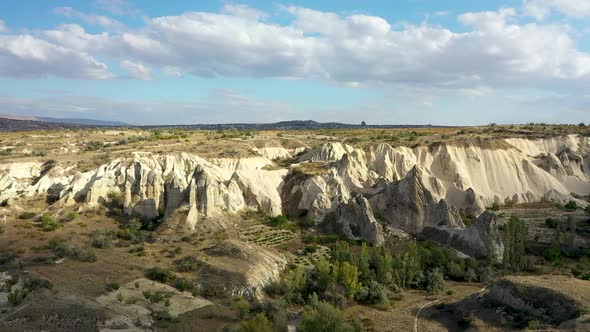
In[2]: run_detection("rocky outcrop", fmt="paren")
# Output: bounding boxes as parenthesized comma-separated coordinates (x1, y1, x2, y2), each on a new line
(2, 135, 590, 262)
(421, 211, 504, 262)
(369, 166, 464, 234)
(198, 240, 287, 298)
(298, 142, 354, 162)
(321, 196, 384, 245)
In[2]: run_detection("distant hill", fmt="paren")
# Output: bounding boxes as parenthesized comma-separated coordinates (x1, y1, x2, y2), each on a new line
(0, 117, 452, 131)
(140, 120, 451, 130)
(36, 117, 128, 126)
(0, 114, 128, 131)
(0, 117, 85, 131)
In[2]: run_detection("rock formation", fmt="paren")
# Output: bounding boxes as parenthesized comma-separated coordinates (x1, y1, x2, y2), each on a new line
(2, 135, 590, 260)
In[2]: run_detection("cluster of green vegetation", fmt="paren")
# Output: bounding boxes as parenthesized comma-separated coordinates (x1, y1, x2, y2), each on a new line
(0, 148, 12, 155)
(24, 150, 47, 157)
(265, 240, 490, 313)
(7, 277, 53, 306)
(216, 129, 253, 140)
(40, 213, 60, 231)
(85, 141, 104, 151)
(47, 237, 97, 263)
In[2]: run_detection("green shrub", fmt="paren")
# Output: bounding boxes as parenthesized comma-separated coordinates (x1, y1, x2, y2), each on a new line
(106, 282, 120, 291)
(18, 212, 36, 219)
(66, 212, 78, 221)
(41, 213, 60, 231)
(240, 312, 273, 332)
(544, 245, 561, 263)
(489, 202, 500, 211)
(24, 277, 53, 290)
(90, 229, 113, 249)
(425, 268, 444, 294)
(564, 200, 578, 211)
(173, 278, 193, 292)
(143, 290, 172, 304)
(145, 267, 175, 283)
(298, 302, 351, 332)
(268, 215, 289, 227)
(174, 256, 199, 272)
(8, 290, 27, 306)
(545, 218, 558, 228)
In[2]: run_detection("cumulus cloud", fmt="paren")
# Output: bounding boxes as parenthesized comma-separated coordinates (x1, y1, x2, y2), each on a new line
(0, 34, 113, 79)
(524, 0, 590, 20)
(120, 59, 151, 80)
(1, 3, 590, 89)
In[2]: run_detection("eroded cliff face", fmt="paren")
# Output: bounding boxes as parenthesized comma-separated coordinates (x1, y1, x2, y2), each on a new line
(1, 135, 589, 258)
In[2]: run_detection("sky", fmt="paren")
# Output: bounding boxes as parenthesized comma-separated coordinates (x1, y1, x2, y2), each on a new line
(0, 0, 589, 125)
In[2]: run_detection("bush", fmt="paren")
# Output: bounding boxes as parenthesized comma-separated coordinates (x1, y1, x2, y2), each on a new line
(545, 218, 558, 228)
(66, 212, 78, 221)
(143, 290, 172, 304)
(489, 202, 501, 211)
(173, 278, 193, 292)
(41, 213, 60, 231)
(145, 267, 175, 283)
(564, 200, 578, 211)
(18, 212, 36, 219)
(298, 302, 351, 332)
(355, 281, 389, 305)
(544, 245, 561, 263)
(268, 215, 289, 227)
(8, 290, 27, 306)
(239, 312, 273, 332)
(90, 229, 113, 249)
(24, 277, 53, 290)
(152, 309, 175, 323)
(425, 268, 444, 294)
(106, 282, 120, 291)
(174, 256, 199, 272)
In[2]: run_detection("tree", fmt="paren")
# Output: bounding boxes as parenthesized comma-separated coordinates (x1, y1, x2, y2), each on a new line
(298, 302, 352, 332)
(240, 313, 273, 332)
(332, 241, 352, 263)
(425, 268, 444, 293)
(313, 257, 333, 292)
(361, 121, 366, 126)
(356, 243, 371, 282)
(392, 242, 421, 289)
(234, 297, 250, 320)
(286, 266, 307, 294)
(333, 261, 361, 298)
(503, 216, 528, 271)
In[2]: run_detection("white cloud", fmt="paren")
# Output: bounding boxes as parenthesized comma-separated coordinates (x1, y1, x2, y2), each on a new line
(0, 34, 113, 79)
(1, 4, 590, 89)
(120, 60, 151, 80)
(0, 20, 6, 32)
(54, 6, 125, 30)
(221, 4, 267, 21)
(524, 0, 590, 19)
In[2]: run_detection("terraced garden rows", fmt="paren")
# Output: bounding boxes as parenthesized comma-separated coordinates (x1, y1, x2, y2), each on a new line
(239, 224, 297, 247)
(291, 245, 331, 268)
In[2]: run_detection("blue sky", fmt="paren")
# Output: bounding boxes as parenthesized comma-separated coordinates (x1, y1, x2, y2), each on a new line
(0, 0, 589, 125)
